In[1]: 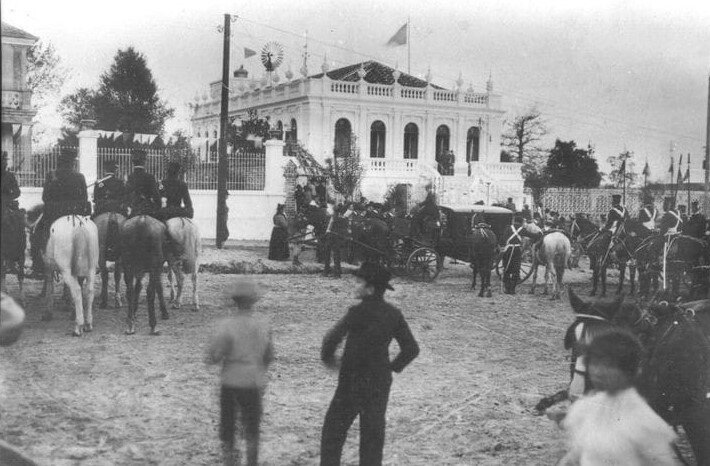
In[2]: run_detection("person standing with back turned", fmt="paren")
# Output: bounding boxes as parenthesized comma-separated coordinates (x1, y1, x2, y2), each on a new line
(320, 262, 419, 466)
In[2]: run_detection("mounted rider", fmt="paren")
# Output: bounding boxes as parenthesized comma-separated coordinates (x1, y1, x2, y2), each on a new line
(93, 159, 127, 217)
(125, 149, 161, 218)
(501, 216, 525, 295)
(31, 148, 91, 278)
(684, 200, 707, 239)
(158, 160, 194, 221)
(638, 197, 658, 231)
(659, 197, 683, 236)
(586, 194, 628, 263)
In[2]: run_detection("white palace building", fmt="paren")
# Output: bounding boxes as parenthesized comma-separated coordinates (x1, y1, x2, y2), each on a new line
(190, 59, 525, 206)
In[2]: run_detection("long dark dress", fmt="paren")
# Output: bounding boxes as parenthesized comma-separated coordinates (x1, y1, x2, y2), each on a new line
(268, 213, 289, 260)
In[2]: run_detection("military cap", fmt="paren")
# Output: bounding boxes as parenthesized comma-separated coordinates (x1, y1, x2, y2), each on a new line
(354, 262, 394, 291)
(611, 194, 622, 202)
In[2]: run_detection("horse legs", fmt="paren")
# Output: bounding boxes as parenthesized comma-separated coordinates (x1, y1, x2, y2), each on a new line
(530, 261, 538, 295)
(43, 271, 54, 321)
(484, 261, 492, 298)
(124, 272, 139, 335)
(114, 260, 123, 308)
(192, 269, 200, 312)
(600, 263, 608, 297)
(553, 261, 564, 300)
(589, 256, 598, 296)
(628, 263, 636, 296)
(64, 274, 84, 337)
(617, 261, 626, 295)
(172, 263, 185, 310)
(146, 276, 158, 335)
(167, 263, 176, 302)
(542, 263, 550, 296)
(154, 268, 168, 321)
(99, 261, 109, 308)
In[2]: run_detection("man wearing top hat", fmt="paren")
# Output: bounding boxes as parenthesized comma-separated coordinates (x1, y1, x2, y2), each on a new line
(30, 148, 91, 277)
(320, 262, 419, 466)
(125, 149, 161, 218)
(93, 159, 127, 217)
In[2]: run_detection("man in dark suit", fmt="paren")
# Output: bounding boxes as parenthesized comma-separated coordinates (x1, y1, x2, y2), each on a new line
(125, 149, 161, 218)
(93, 159, 127, 217)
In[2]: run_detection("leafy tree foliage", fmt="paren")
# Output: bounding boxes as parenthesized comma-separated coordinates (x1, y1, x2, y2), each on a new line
(501, 108, 549, 189)
(26, 41, 68, 109)
(606, 150, 638, 187)
(58, 47, 173, 134)
(326, 133, 364, 202)
(545, 139, 602, 188)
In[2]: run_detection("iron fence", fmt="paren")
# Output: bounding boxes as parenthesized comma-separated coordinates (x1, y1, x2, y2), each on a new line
(10, 145, 70, 187)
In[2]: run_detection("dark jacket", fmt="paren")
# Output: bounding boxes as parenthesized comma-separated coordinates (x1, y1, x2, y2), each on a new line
(321, 296, 419, 385)
(1, 170, 20, 207)
(42, 167, 90, 223)
(603, 205, 627, 232)
(159, 177, 193, 218)
(93, 175, 127, 216)
(659, 209, 682, 235)
(126, 168, 161, 216)
(684, 213, 707, 239)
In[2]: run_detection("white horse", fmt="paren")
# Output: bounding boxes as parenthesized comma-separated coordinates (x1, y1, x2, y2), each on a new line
(165, 217, 201, 311)
(523, 221, 572, 300)
(94, 212, 127, 309)
(44, 215, 99, 336)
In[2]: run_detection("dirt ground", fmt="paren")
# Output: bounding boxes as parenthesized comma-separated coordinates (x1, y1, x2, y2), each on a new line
(0, 254, 669, 465)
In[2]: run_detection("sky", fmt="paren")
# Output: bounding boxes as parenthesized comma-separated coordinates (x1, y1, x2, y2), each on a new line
(3, 0, 710, 182)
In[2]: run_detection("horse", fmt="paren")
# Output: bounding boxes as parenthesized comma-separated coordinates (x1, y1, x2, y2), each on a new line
(0, 207, 27, 303)
(666, 235, 710, 300)
(43, 215, 99, 336)
(567, 215, 599, 269)
(523, 222, 571, 299)
(541, 292, 710, 465)
(93, 212, 126, 308)
(606, 219, 653, 296)
(350, 214, 391, 265)
(120, 215, 168, 335)
(165, 217, 202, 311)
(469, 221, 498, 297)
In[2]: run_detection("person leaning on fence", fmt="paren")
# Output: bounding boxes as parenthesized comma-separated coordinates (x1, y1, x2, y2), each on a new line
(320, 262, 419, 466)
(206, 278, 274, 466)
(93, 159, 127, 217)
(158, 160, 194, 221)
(125, 149, 161, 218)
(268, 203, 289, 261)
(556, 329, 680, 466)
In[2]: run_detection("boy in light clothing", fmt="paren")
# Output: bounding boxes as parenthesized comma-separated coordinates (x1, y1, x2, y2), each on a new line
(206, 278, 273, 466)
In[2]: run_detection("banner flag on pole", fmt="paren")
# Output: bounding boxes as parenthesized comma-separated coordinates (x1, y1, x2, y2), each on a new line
(244, 47, 257, 59)
(386, 23, 408, 46)
(684, 153, 690, 181)
(620, 159, 626, 174)
(677, 154, 684, 183)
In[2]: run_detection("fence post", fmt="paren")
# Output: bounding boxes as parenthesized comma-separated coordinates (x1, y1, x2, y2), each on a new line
(264, 139, 286, 194)
(78, 120, 99, 188)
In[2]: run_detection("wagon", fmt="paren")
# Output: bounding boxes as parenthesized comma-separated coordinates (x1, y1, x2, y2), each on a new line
(436, 205, 536, 283)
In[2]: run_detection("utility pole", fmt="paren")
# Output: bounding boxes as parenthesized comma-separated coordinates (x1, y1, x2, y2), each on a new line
(216, 13, 231, 248)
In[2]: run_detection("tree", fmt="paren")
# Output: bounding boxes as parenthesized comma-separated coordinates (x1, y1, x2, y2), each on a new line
(607, 150, 638, 188)
(26, 41, 68, 110)
(58, 47, 174, 134)
(545, 139, 602, 188)
(501, 108, 548, 184)
(326, 133, 364, 202)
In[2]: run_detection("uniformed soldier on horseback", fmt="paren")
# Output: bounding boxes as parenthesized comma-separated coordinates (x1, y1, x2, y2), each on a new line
(659, 197, 682, 236)
(678, 204, 688, 224)
(125, 149, 161, 218)
(1, 151, 25, 277)
(502, 216, 525, 294)
(158, 160, 193, 221)
(638, 196, 658, 232)
(587, 194, 628, 265)
(93, 159, 127, 217)
(31, 148, 91, 278)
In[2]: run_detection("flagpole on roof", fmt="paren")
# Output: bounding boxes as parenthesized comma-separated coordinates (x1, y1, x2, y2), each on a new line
(687, 153, 691, 213)
(407, 16, 411, 74)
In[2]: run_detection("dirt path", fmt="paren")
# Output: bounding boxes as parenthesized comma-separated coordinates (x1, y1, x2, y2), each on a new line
(0, 261, 631, 465)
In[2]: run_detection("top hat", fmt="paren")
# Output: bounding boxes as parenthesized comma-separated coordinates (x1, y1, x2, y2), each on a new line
(611, 194, 622, 202)
(131, 149, 147, 165)
(354, 262, 394, 291)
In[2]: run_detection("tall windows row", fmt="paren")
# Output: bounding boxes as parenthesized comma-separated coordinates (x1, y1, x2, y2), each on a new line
(333, 118, 480, 162)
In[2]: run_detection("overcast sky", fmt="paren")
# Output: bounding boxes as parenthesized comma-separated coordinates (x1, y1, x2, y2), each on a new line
(4, 0, 709, 180)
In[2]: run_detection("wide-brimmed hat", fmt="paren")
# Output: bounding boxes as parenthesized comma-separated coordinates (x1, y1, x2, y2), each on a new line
(225, 277, 260, 304)
(354, 262, 394, 290)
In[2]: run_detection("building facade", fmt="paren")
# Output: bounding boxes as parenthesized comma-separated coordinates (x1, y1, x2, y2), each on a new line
(1, 22, 38, 164)
(190, 60, 525, 206)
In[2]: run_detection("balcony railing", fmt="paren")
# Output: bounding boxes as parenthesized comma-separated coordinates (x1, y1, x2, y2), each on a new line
(368, 158, 419, 174)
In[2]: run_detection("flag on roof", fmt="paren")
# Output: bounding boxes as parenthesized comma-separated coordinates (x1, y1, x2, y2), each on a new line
(676, 154, 683, 183)
(668, 157, 674, 173)
(244, 47, 257, 59)
(386, 23, 407, 47)
(620, 159, 626, 174)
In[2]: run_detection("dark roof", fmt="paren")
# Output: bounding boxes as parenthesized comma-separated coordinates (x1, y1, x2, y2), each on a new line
(1, 22, 39, 41)
(310, 61, 444, 89)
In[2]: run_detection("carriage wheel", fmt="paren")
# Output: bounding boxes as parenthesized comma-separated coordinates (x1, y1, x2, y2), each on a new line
(405, 247, 441, 282)
(495, 244, 535, 283)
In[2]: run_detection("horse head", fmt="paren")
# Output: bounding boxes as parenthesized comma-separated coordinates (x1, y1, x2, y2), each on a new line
(521, 220, 543, 239)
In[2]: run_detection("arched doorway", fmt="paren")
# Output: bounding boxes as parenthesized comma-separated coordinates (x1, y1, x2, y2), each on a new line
(403, 123, 418, 159)
(370, 120, 386, 158)
(334, 118, 351, 157)
(466, 127, 480, 162)
(289, 118, 297, 142)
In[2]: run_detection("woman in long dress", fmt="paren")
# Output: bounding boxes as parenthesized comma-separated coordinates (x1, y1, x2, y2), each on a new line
(268, 204, 290, 260)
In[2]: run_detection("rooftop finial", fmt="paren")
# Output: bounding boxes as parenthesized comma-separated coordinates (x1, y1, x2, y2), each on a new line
(486, 70, 493, 93)
(425, 66, 432, 84)
(321, 54, 330, 73)
(456, 71, 464, 89)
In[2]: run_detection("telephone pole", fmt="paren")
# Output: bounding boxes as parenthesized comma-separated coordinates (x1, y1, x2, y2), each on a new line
(705, 73, 710, 214)
(216, 13, 231, 248)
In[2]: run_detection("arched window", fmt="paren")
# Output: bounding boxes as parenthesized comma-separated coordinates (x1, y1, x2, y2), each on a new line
(276, 120, 283, 139)
(466, 127, 480, 162)
(334, 118, 352, 157)
(403, 123, 418, 159)
(370, 120, 386, 158)
(197, 131, 201, 138)
(290, 118, 298, 142)
(435, 125, 450, 165)
(213, 130, 218, 139)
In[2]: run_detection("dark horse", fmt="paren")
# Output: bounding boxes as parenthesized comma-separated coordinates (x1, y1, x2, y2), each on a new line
(120, 215, 168, 335)
(567, 215, 599, 270)
(539, 291, 710, 465)
(292, 205, 330, 265)
(0, 207, 26, 303)
(666, 235, 710, 300)
(469, 216, 498, 297)
(606, 219, 654, 296)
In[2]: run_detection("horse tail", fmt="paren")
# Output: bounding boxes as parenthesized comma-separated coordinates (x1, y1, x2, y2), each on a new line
(71, 222, 96, 276)
(553, 238, 571, 282)
(183, 222, 201, 274)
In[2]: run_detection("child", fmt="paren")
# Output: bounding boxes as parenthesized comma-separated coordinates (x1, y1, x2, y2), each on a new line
(206, 278, 273, 466)
(320, 262, 420, 466)
(558, 329, 680, 466)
